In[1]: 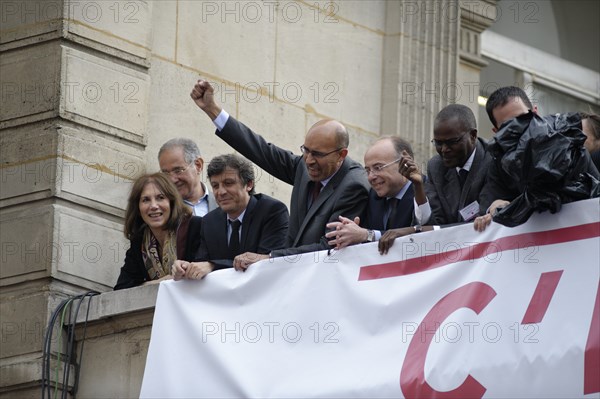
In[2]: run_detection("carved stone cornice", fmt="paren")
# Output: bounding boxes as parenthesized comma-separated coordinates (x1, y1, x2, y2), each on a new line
(459, 0, 497, 68)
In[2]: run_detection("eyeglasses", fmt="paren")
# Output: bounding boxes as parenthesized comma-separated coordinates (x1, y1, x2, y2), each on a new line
(300, 145, 343, 159)
(161, 162, 193, 177)
(364, 158, 401, 176)
(431, 131, 470, 149)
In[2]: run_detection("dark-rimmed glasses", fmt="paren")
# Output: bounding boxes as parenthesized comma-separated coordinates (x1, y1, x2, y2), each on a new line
(300, 145, 343, 159)
(431, 131, 470, 149)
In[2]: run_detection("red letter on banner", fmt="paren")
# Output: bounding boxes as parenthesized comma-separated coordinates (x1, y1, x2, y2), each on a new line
(584, 280, 600, 395)
(521, 270, 563, 324)
(400, 282, 496, 399)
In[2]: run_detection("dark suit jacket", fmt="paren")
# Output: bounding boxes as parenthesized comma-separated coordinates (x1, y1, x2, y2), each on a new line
(425, 138, 492, 225)
(364, 186, 415, 231)
(216, 116, 370, 257)
(114, 215, 202, 290)
(194, 194, 289, 269)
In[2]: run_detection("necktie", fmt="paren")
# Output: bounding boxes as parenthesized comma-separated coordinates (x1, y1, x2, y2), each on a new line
(229, 219, 241, 257)
(385, 198, 400, 230)
(458, 169, 469, 189)
(309, 181, 322, 208)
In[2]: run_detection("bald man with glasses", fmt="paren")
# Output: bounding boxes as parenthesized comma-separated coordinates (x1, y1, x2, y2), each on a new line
(190, 79, 369, 268)
(325, 136, 430, 250)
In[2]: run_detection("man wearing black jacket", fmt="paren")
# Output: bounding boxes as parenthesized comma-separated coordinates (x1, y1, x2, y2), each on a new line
(172, 154, 289, 279)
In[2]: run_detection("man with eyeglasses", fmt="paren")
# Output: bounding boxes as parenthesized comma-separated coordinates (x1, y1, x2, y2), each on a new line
(190, 79, 369, 269)
(158, 138, 218, 216)
(324, 137, 430, 250)
(424, 104, 492, 226)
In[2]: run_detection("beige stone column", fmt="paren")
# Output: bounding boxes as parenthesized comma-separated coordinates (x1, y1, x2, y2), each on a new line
(458, 0, 498, 120)
(381, 0, 496, 164)
(1, 1, 152, 395)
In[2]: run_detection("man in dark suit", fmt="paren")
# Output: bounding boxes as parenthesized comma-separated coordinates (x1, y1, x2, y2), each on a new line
(158, 138, 218, 216)
(189, 79, 370, 269)
(324, 136, 430, 249)
(171, 154, 289, 279)
(424, 104, 492, 226)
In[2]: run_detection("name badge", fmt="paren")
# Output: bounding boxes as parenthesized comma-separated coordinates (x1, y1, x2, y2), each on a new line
(459, 200, 480, 222)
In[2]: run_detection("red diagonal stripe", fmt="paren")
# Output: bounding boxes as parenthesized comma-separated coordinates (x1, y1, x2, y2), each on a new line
(358, 222, 600, 281)
(521, 271, 563, 324)
(584, 280, 600, 395)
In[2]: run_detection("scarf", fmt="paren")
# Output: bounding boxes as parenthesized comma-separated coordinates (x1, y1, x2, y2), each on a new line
(141, 227, 177, 280)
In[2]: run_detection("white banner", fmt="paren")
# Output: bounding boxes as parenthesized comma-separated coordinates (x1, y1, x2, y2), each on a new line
(141, 199, 600, 399)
